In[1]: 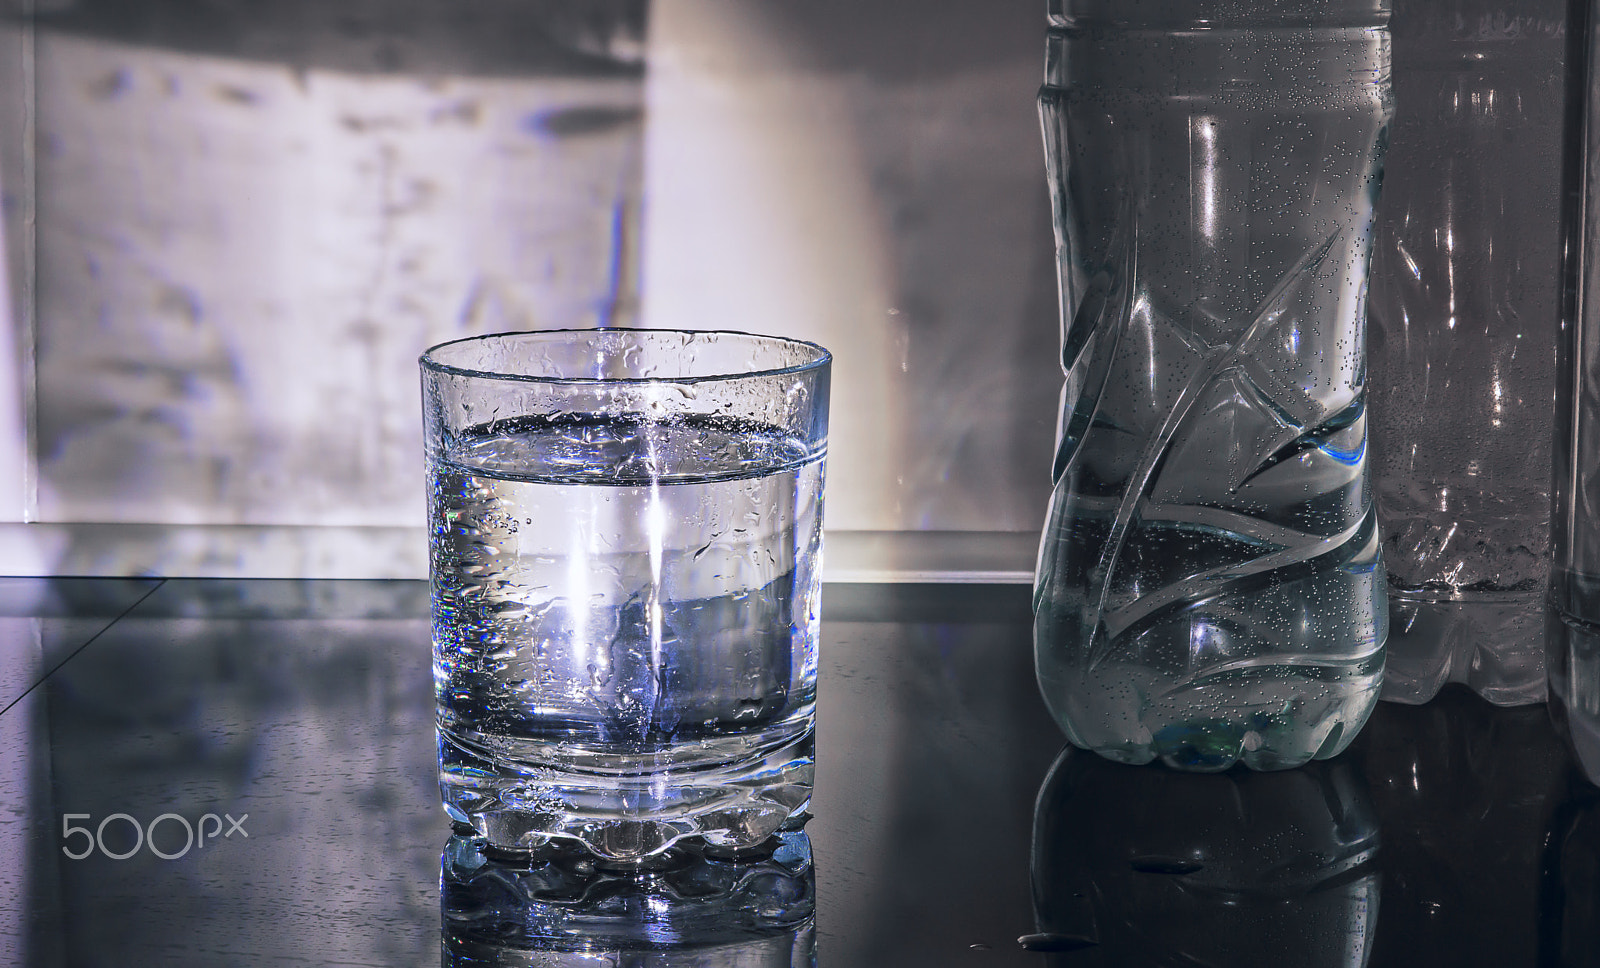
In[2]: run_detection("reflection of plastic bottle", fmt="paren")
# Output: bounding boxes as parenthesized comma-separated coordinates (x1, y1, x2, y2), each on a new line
(1027, 746, 1381, 966)
(1367, 0, 1566, 707)
(1546, 782, 1600, 966)
(1033, 0, 1392, 771)
(440, 830, 815, 967)
(1356, 689, 1569, 963)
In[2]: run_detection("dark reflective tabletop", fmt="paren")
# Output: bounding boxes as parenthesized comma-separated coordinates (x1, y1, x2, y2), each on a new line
(1, 579, 1596, 966)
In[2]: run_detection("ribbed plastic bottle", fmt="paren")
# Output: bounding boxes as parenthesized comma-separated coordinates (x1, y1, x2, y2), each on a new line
(1033, 0, 1393, 771)
(1367, 0, 1567, 707)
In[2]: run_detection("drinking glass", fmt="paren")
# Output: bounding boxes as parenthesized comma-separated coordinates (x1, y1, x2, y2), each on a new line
(420, 329, 830, 860)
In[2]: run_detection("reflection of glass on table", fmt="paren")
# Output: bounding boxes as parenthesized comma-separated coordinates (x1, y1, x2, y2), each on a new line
(440, 830, 816, 967)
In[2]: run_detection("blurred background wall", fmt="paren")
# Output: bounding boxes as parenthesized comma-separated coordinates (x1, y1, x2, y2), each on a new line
(0, 0, 1058, 579)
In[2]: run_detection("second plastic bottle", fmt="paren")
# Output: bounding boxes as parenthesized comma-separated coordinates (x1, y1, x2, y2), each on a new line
(1034, 0, 1393, 771)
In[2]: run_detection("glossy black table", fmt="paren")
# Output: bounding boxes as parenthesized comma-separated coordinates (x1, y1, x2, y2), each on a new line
(0, 578, 1596, 966)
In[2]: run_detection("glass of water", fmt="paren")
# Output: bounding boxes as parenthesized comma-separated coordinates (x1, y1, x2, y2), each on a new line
(420, 329, 830, 860)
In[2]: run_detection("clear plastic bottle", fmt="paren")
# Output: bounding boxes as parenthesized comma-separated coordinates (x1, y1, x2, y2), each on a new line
(1033, 0, 1393, 771)
(1367, 0, 1567, 707)
(1552, 0, 1600, 789)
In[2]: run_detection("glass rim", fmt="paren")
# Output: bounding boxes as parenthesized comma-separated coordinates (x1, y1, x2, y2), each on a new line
(419, 327, 832, 386)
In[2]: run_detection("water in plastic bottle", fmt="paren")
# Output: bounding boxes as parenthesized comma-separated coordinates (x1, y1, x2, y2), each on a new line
(1033, 0, 1393, 771)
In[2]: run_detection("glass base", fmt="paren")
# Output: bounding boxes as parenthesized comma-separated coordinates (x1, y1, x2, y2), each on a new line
(439, 728, 814, 860)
